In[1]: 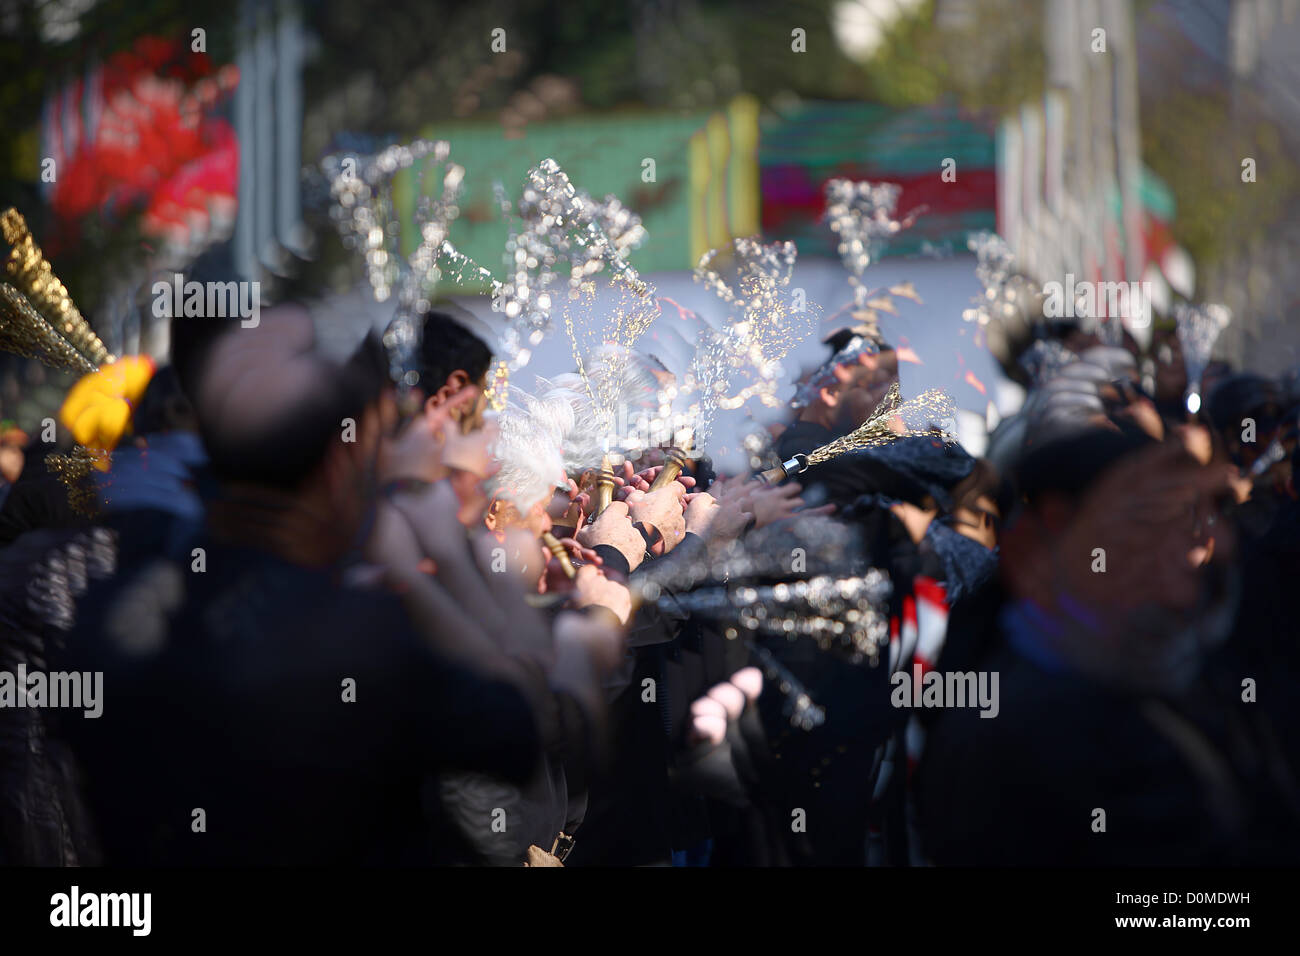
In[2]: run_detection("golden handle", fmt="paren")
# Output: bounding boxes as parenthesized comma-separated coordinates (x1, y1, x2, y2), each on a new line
(647, 444, 689, 492)
(591, 453, 616, 517)
(541, 531, 577, 580)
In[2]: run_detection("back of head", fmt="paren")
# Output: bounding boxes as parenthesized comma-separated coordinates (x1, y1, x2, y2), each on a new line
(407, 304, 492, 396)
(192, 305, 388, 490)
(131, 365, 196, 435)
(1013, 426, 1153, 508)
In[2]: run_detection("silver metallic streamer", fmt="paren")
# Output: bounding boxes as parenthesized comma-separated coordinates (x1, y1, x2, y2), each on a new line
(961, 230, 1015, 327)
(824, 179, 914, 306)
(678, 237, 819, 449)
(1174, 301, 1231, 414)
(322, 139, 465, 390)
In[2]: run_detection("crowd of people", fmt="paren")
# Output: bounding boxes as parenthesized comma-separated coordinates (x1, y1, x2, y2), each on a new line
(2, 286, 1299, 867)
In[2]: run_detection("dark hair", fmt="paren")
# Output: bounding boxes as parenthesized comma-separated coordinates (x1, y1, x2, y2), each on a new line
(169, 314, 239, 401)
(1014, 427, 1153, 506)
(201, 331, 390, 491)
(950, 458, 999, 512)
(131, 365, 195, 435)
(411, 306, 492, 396)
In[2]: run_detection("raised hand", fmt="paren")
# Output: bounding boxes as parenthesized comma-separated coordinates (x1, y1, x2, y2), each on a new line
(576, 500, 646, 571)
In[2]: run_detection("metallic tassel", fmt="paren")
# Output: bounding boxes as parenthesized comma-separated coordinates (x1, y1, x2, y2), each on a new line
(2, 208, 112, 366)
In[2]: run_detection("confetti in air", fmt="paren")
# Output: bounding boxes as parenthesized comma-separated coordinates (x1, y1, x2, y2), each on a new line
(1174, 301, 1231, 414)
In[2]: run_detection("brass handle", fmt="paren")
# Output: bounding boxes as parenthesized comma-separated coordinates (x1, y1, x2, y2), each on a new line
(591, 453, 616, 517)
(647, 444, 690, 492)
(541, 531, 577, 580)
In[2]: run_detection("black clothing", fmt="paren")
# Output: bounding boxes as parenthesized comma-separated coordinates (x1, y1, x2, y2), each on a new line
(567, 534, 729, 865)
(55, 538, 541, 865)
(917, 604, 1300, 865)
(0, 527, 109, 865)
(0, 448, 90, 547)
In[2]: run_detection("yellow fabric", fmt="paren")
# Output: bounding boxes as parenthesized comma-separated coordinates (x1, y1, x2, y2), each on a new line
(59, 356, 155, 470)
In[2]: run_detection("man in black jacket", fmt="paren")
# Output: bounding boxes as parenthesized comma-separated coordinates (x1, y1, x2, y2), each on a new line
(54, 307, 609, 864)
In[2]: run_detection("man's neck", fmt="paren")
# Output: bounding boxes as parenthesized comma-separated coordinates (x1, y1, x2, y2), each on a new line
(796, 404, 836, 430)
(207, 484, 348, 569)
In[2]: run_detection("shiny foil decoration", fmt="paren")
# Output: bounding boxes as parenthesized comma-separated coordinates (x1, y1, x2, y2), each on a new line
(824, 179, 915, 306)
(522, 158, 650, 298)
(1174, 301, 1231, 415)
(44, 446, 102, 516)
(323, 140, 465, 393)
(0, 283, 99, 374)
(663, 571, 894, 664)
(804, 381, 956, 465)
(961, 230, 1017, 327)
(678, 237, 819, 450)
(2, 208, 112, 366)
(511, 159, 654, 454)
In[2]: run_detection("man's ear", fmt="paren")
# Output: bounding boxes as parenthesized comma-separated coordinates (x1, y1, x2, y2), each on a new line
(484, 496, 504, 531)
(430, 371, 471, 418)
(447, 369, 470, 390)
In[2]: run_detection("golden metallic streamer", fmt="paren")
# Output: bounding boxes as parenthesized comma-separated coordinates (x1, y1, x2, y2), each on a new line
(0, 283, 98, 374)
(45, 446, 102, 516)
(679, 237, 818, 453)
(2, 208, 112, 366)
(804, 382, 955, 466)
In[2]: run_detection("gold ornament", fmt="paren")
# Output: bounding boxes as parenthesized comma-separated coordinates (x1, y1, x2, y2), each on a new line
(804, 381, 955, 466)
(0, 283, 98, 374)
(2, 208, 113, 366)
(44, 446, 103, 517)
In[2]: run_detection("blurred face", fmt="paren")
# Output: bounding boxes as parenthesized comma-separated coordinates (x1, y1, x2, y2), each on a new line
(424, 371, 489, 435)
(486, 494, 553, 536)
(953, 494, 999, 550)
(0, 444, 23, 483)
(443, 415, 500, 527)
(828, 351, 900, 431)
(1002, 437, 1234, 645)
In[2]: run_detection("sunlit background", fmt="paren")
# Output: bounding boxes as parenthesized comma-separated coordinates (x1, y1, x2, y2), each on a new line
(3, 0, 1297, 468)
